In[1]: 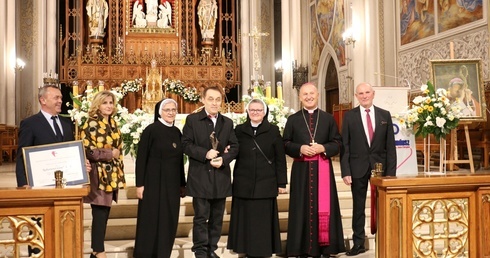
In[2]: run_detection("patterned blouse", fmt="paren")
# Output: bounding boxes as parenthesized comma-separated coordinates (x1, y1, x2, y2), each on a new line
(81, 114, 125, 192)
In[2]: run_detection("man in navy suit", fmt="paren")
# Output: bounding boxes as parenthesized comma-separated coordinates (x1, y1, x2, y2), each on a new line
(16, 85, 76, 187)
(340, 82, 397, 256)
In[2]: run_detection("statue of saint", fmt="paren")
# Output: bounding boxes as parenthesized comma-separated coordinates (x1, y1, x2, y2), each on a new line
(146, 0, 159, 25)
(132, 0, 147, 28)
(197, 0, 218, 39)
(157, 1, 172, 28)
(86, 0, 109, 38)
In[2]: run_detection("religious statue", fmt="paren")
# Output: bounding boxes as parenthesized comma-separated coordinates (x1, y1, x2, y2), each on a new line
(86, 0, 109, 38)
(197, 0, 218, 40)
(146, 0, 159, 26)
(157, 1, 172, 28)
(132, 0, 147, 28)
(142, 59, 163, 113)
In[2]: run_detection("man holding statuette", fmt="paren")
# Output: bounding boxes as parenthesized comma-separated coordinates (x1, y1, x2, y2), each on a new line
(182, 86, 239, 258)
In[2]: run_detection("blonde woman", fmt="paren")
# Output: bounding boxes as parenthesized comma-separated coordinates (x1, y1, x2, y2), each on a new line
(81, 90, 125, 258)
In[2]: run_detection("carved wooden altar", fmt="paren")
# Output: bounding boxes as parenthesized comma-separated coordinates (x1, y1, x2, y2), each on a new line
(59, 0, 240, 113)
(0, 186, 89, 258)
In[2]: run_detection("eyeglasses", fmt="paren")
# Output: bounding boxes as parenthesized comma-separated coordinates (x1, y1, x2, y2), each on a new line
(162, 108, 177, 113)
(248, 109, 264, 113)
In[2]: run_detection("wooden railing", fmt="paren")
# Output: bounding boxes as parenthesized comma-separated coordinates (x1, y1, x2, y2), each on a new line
(0, 185, 89, 258)
(371, 174, 490, 258)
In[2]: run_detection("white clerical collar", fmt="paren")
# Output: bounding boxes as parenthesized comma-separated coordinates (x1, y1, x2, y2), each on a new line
(250, 121, 262, 127)
(158, 118, 173, 127)
(303, 107, 318, 114)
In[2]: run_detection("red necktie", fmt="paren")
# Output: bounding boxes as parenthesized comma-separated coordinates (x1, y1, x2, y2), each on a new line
(366, 109, 373, 143)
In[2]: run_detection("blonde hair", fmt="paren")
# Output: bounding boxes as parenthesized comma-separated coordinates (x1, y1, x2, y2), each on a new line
(88, 90, 118, 117)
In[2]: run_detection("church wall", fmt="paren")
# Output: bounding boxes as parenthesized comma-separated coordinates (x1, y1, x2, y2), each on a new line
(391, 1, 488, 90)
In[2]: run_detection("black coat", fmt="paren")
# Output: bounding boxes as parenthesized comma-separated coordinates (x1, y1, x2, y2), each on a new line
(16, 111, 74, 186)
(233, 120, 287, 198)
(340, 105, 397, 178)
(182, 109, 239, 199)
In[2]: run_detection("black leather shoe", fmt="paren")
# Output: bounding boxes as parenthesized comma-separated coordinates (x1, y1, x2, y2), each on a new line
(208, 251, 220, 258)
(346, 245, 366, 256)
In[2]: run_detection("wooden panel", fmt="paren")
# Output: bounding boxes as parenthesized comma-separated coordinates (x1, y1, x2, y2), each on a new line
(479, 188, 490, 257)
(372, 174, 490, 258)
(0, 186, 89, 258)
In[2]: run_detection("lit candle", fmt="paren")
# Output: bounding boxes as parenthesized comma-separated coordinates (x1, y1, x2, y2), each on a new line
(98, 81, 105, 92)
(265, 82, 271, 98)
(72, 82, 79, 108)
(86, 80, 93, 91)
(276, 82, 283, 100)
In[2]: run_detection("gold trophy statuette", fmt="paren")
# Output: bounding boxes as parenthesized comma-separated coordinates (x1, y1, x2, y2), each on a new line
(371, 162, 383, 177)
(54, 170, 64, 188)
(209, 131, 222, 165)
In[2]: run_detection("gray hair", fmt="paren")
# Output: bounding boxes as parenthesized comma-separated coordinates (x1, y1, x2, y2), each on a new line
(38, 85, 60, 100)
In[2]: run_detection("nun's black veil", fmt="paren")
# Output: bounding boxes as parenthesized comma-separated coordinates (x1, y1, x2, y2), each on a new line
(153, 99, 164, 122)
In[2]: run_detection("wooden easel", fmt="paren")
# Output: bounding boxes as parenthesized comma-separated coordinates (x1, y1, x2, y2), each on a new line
(444, 42, 475, 173)
(446, 122, 475, 173)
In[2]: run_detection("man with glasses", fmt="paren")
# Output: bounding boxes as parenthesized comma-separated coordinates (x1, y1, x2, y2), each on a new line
(182, 85, 239, 258)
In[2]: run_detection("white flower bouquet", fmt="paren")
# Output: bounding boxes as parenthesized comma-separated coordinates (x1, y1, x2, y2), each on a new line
(396, 81, 462, 141)
(120, 78, 143, 94)
(163, 78, 200, 103)
(119, 109, 154, 157)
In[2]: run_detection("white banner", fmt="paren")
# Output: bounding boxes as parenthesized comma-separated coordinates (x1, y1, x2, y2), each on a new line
(393, 118, 418, 176)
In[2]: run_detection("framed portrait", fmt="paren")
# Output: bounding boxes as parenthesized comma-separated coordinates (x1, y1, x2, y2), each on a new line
(23, 140, 89, 187)
(430, 59, 486, 122)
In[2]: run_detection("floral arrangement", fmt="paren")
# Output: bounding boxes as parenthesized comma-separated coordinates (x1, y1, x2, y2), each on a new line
(119, 109, 154, 157)
(120, 78, 143, 94)
(396, 81, 462, 141)
(163, 78, 200, 103)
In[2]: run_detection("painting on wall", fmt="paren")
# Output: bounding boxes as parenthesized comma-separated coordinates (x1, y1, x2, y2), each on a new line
(400, 0, 435, 45)
(437, 0, 483, 33)
(316, 0, 335, 43)
(431, 59, 486, 122)
(311, 4, 325, 77)
(313, 0, 346, 73)
(330, 0, 346, 67)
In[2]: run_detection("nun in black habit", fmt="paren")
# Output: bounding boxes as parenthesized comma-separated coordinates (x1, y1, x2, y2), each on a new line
(227, 98, 288, 257)
(133, 99, 186, 258)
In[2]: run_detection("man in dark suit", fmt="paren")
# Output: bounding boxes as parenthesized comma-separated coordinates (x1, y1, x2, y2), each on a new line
(16, 85, 76, 187)
(182, 86, 239, 258)
(340, 82, 397, 256)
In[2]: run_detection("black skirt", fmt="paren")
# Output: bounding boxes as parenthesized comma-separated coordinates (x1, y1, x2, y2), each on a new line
(227, 197, 282, 257)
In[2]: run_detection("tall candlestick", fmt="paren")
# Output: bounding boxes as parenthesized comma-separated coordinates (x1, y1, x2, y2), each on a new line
(276, 82, 283, 100)
(72, 82, 79, 108)
(265, 81, 271, 98)
(98, 81, 105, 92)
(86, 80, 93, 91)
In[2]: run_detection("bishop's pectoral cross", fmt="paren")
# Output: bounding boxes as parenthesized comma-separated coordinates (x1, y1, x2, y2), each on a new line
(248, 26, 269, 78)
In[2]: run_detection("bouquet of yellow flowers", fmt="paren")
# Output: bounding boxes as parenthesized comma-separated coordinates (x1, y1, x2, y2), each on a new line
(397, 81, 462, 141)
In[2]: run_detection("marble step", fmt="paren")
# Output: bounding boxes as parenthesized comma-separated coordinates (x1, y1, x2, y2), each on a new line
(83, 232, 377, 258)
(84, 190, 369, 220)
(83, 212, 291, 242)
